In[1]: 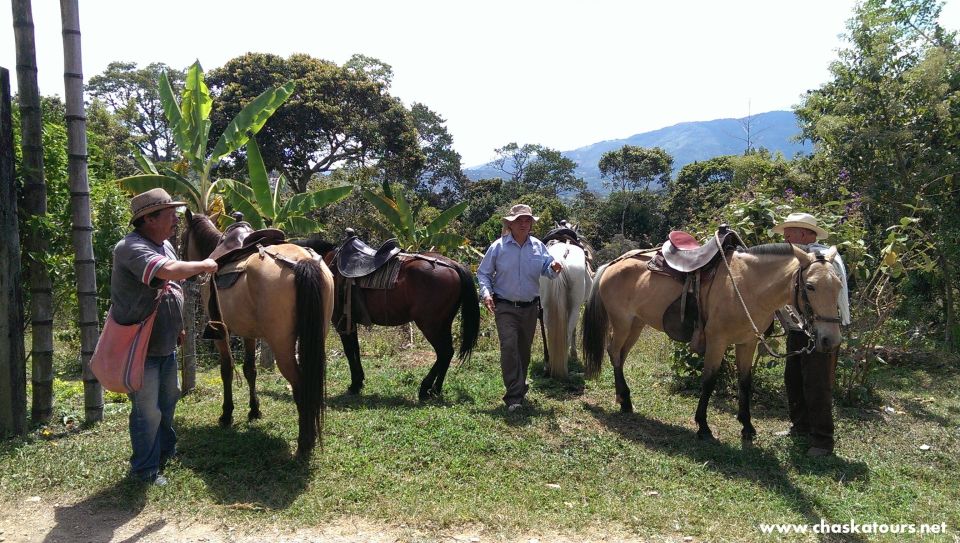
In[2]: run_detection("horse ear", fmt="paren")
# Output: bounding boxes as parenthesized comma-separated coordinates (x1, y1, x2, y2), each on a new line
(792, 243, 813, 265)
(210, 211, 222, 223)
(824, 245, 839, 261)
(185, 208, 193, 221)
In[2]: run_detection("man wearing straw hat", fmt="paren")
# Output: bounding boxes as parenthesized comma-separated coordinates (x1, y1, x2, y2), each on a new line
(478, 204, 563, 412)
(773, 212, 851, 457)
(111, 188, 217, 485)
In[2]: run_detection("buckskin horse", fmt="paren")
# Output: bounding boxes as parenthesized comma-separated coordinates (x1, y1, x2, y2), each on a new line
(582, 237, 843, 442)
(182, 211, 334, 459)
(539, 223, 594, 379)
(296, 235, 480, 400)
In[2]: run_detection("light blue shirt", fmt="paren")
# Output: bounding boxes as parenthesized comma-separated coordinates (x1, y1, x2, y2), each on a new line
(477, 233, 558, 302)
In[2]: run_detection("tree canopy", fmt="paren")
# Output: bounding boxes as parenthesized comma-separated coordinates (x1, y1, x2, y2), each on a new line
(206, 52, 424, 194)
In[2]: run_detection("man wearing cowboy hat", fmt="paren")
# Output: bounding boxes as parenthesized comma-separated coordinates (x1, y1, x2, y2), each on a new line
(773, 212, 851, 457)
(478, 204, 563, 412)
(110, 188, 217, 485)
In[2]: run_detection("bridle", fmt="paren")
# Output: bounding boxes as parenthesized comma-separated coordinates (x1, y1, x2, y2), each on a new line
(716, 233, 841, 358)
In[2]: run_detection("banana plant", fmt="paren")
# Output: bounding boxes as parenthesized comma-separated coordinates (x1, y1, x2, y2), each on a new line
(116, 61, 294, 213)
(361, 180, 470, 254)
(219, 138, 353, 234)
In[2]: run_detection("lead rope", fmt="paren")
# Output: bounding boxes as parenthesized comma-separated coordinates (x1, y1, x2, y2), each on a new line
(714, 233, 809, 359)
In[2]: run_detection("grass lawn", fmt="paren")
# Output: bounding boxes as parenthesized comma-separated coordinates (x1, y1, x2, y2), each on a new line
(2, 322, 959, 542)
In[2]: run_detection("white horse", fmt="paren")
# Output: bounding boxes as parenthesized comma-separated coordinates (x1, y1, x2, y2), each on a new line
(539, 236, 593, 379)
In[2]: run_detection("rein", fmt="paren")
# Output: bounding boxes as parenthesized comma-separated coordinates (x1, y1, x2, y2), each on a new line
(715, 233, 837, 359)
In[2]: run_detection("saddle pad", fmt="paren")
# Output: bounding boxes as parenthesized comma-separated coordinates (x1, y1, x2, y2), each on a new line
(213, 258, 249, 289)
(355, 256, 403, 290)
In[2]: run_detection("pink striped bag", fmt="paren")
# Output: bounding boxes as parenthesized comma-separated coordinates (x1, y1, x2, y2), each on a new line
(90, 285, 166, 393)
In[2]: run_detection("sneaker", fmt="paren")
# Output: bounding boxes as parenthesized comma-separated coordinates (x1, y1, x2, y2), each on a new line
(151, 474, 169, 486)
(507, 403, 522, 412)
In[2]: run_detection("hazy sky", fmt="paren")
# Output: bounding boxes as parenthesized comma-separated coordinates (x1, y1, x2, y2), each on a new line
(3, 0, 959, 167)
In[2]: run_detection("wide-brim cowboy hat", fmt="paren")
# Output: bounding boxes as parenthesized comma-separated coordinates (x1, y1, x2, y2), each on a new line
(130, 188, 186, 224)
(772, 212, 829, 240)
(501, 204, 539, 225)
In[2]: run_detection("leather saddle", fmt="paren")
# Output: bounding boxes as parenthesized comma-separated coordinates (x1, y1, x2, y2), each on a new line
(649, 226, 745, 354)
(662, 227, 740, 273)
(208, 222, 286, 265)
(335, 235, 402, 278)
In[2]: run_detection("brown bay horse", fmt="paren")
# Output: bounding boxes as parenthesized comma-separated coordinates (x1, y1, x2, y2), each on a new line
(182, 211, 334, 459)
(296, 237, 480, 400)
(582, 243, 843, 442)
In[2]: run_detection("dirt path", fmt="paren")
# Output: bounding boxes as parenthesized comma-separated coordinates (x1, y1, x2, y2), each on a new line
(0, 496, 652, 543)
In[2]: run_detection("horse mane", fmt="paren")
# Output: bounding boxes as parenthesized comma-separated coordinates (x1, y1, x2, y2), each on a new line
(293, 236, 337, 256)
(743, 243, 805, 257)
(186, 214, 224, 256)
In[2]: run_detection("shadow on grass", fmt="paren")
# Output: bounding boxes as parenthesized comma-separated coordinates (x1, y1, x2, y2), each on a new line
(328, 391, 421, 410)
(587, 404, 871, 541)
(476, 402, 556, 428)
(177, 423, 309, 509)
(42, 479, 158, 543)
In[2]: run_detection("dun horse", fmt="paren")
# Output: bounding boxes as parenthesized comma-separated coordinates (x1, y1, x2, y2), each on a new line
(582, 242, 842, 441)
(297, 237, 481, 400)
(539, 234, 593, 379)
(182, 211, 334, 458)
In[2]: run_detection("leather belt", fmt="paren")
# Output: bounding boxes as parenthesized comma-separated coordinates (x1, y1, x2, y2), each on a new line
(494, 295, 539, 308)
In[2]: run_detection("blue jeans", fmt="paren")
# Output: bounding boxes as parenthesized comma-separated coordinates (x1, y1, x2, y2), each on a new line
(128, 353, 180, 480)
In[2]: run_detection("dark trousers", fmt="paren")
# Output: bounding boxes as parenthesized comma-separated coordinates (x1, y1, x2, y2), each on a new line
(494, 301, 540, 405)
(785, 331, 838, 450)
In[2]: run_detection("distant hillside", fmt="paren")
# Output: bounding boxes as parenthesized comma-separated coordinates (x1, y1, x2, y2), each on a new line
(465, 110, 812, 192)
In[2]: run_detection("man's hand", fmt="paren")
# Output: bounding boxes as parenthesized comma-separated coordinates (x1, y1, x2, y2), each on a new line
(199, 258, 218, 274)
(483, 295, 496, 313)
(550, 260, 563, 273)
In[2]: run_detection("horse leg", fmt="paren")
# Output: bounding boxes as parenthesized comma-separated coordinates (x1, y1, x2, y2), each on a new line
(609, 319, 643, 413)
(418, 321, 455, 400)
(339, 331, 365, 395)
(243, 338, 262, 421)
(695, 341, 726, 441)
(214, 337, 235, 428)
(735, 341, 759, 441)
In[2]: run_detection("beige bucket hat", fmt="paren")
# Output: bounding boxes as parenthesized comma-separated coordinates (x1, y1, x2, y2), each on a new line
(772, 212, 829, 240)
(501, 204, 539, 226)
(129, 188, 186, 224)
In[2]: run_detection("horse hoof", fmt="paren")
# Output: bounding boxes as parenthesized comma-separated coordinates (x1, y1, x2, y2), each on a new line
(347, 385, 362, 396)
(697, 430, 716, 442)
(619, 401, 634, 414)
(218, 415, 233, 428)
(248, 410, 263, 422)
(741, 429, 757, 441)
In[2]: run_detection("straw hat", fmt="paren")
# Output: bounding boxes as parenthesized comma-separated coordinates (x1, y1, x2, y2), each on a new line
(129, 188, 186, 224)
(501, 204, 539, 226)
(772, 212, 829, 240)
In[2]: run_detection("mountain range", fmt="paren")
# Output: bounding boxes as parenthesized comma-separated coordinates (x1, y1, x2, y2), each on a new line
(465, 110, 812, 192)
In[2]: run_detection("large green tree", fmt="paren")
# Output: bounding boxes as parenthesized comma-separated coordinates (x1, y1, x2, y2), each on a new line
(87, 61, 185, 162)
(492, 142, 584, 198)
(410, 102, 466, 208)
(795, 0, 960, 348)
(598, 145, 672, 235)
(206, 53, 424, 194)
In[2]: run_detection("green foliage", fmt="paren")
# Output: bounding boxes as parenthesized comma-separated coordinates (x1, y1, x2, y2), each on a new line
(206, 52, 424, 194)
(361, 181, 470, 254)
(598, 145, 672, 193)
(117, 61, 293, 217)
(220, 139, 353, 235)
(492, 142, 585, 198)
(88, 61, 185, 162)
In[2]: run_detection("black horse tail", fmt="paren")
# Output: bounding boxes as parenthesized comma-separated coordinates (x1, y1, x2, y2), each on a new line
(456, 263, 481, 362)
(582, 263, 610, 379)
(293, 258, 328, 457)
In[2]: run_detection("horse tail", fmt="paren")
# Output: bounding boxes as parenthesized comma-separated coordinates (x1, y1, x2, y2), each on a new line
(545, 258, 571, 379)
(455, 263, 481, 362)
(582, 263, 610, 379)
(293, 258, 328, 454)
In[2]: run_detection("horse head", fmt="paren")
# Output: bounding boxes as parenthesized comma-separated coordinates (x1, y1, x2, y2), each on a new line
(181, 209, 222, 261)
(793, 244, 843, 352)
